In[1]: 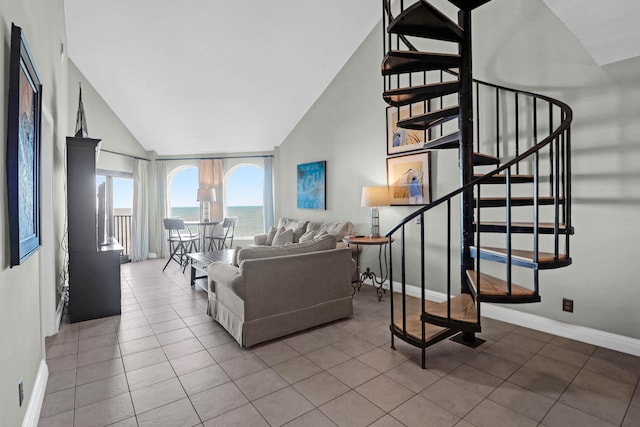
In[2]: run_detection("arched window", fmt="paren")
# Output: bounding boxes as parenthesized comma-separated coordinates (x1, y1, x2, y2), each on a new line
(168, 166, 199, 221)
(225, 164, 264, 237)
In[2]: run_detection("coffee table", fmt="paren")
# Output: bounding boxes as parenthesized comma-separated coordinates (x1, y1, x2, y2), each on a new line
(187, 249, 234, 288)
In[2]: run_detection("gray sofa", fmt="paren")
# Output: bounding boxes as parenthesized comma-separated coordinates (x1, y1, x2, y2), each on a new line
(207, 234, 354, 347)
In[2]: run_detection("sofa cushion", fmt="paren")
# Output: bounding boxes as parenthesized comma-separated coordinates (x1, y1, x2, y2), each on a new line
(277, 217, 309, 243)
(298, 230, 316, 243)
(306, 221, 353, 241)
(265, 226, 278, 245)
(237, 234, 337, 265)
(272, 228, 294, 246)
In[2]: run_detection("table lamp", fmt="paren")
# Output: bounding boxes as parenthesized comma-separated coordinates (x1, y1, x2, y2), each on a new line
(197, 188, 216, 222)
(361, 186, 390, 238)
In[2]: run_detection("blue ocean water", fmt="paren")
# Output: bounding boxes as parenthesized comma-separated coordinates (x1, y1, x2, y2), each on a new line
(171, 206, 263, 237)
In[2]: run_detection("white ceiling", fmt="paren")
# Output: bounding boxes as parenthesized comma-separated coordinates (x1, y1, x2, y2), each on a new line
(65, 1, 639, 156)
(542, 0, 640, 66)
(64, 0, 381, 156)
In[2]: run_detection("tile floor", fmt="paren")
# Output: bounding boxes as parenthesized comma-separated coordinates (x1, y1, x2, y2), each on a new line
(39, 259, 640, 426)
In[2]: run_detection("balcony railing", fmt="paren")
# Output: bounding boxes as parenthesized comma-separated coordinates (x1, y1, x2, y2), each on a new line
(114, 214, 132, 259)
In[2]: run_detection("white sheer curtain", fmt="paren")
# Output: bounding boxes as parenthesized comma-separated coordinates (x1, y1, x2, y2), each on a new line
(131, 159, 150, 262)
(263, 156, 275, 230)
(153, 161, 167, 258)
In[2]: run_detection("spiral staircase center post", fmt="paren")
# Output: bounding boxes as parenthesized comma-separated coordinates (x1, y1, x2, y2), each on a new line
(458, 8, 477, 344)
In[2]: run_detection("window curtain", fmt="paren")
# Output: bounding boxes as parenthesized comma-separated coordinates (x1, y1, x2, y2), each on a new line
(198, 159, 224, 223)
(131, 159, 150, 262)
(152, 161, 167, 258)
(263, 156, 275, 230)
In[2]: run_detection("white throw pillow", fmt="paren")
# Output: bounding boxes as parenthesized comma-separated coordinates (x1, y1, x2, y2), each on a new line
(265, 226, 278, 245)
(298, 230, 316, 243)
(272, 228, 294, 246)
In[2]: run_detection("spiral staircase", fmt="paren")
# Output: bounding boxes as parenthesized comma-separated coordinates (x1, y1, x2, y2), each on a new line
(382, 0, 574, 368)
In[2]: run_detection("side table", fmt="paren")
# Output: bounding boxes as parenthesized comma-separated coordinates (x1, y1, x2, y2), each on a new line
(343, 236, 392, 301)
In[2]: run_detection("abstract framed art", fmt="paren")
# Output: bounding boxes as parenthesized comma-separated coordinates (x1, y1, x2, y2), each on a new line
(386, 103, 427, 155)
(387, 152, 431, 206)
(297, 161, 326, 210)
(6, 24, 43, 267)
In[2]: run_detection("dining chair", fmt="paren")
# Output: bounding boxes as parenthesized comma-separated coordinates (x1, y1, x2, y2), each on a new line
(206, 217, 238, 251)
(162, 218, 200, 272)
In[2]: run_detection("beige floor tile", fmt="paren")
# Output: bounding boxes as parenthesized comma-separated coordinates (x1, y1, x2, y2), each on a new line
(320, 390, 385, 427)
(115, 315, 149, 332)
(157, 327, 195, 346)
(163, 337, 205, 360)
(273, 356, 324, 384)
(204, 403, 269, 427)
(572, 368, 635, 401)
(73, 393, 135, 427)
(190, 382, 249, 422)
(357, 347, 407, 372)
(170, 350, 216, 376)
(548, 336, 597, 356)
(150, 318, 188, 335)
(146, 310, 181, 324)
(559, 383, 629, 425)
(116, 324, 155, 343)
(464, 398, 537, 427)
(623, 404, 640, 427)
(293, 372, 350, 406)
(420, 378, 484, 418)
(593, 347, 640, 370)
(583, 356, 640, 386)
(524, 354, 580, 383)
(74, 374, 129, 408)
(45, 369, 77, 394)
(40, 388, 75, 418)
(508, 366, 570, 401)
(234, 368, 289, 401)
(542, 402, 618, 427)
(182, 312, 214, 327)
(512, 326, 554, 343)
(253, 341, 301, 366)
(207, 341, 250, 363)
(78, 333, 118, 353)
(76, 344, 121, 368)
(47, 354, 78, 374)
(119, 335, 161, 356)
(390, 394, 459, 427)
(305, 345, 352, 370)
(327, 358, 379, 388)
(110, 417, 143, 427)
(122, 347, 167, 372)
(356, 375, 414, 412)
(482, 340, 533, 366)
(76, 358, 124, 386)
(309, 324, 354, 345)
(253, 386, 314, 426)
(368, 415, 405, 427)
(384, 359, 440, 393)
(198, 330, 235, 349)
(283, 408, 337, 427)
(538, 342, 590, 368)
(488, 381, 554, 422)
(137, 397, 201, 427)
(46, 341, 79, 360)
(179, 364, 231, 395)
(78, 321, 117, 340)
(38, 409, 74, 427)
(331, 335, 377, 357)
(443, 364, 503, 397)
(220, 353, 267, 380)
(285, 332, 330, 354)
(127, 361, 176, 391)
(189, 320, 226, 337)
(466, 351, 520, 379)
(130, 377, 187, 414)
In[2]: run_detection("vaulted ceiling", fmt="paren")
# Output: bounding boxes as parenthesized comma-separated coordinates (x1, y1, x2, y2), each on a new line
(64, 1, 638, 156)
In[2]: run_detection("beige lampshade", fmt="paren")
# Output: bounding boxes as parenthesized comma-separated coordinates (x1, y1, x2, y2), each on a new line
(196, 188, 216, 202)
(361, 186, 390, 207)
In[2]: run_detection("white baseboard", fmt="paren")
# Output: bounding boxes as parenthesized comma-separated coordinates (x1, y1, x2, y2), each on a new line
(54, 293, 65, 333)
(368, 280, 640, 357)
(148, 252, 158, 259)
(22, 359, 48, 427)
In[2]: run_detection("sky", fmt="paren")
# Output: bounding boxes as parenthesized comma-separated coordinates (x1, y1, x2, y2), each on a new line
(99, 165, 264, 209)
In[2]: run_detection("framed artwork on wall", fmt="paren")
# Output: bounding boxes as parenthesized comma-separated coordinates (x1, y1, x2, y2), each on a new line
(387, 152, 431, 206)
(386, 103, 427, 155)
(297, 161, 326, 210)
(6, 23, 43, 267)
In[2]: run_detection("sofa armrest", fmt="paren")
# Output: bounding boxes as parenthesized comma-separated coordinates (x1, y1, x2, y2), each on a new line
(253, 233, 268, 246)
(208, 262, 246, 299)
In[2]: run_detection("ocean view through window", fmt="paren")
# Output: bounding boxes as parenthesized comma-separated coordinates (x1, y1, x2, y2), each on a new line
(226, 164, 264, 237)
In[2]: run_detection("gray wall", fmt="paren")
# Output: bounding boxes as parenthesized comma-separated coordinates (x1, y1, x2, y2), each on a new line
(0, 0, 68, 425)
(276, 0, 640, 340)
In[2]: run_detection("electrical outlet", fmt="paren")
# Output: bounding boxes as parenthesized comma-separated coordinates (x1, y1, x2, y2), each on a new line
(562, 298, 574, 313)
(18, 378, 24, 406)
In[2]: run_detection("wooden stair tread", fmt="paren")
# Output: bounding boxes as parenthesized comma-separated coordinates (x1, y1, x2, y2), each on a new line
(472, 246, 569, 264)
(383, 51, 461, 75)
(476, 196, 564, 207)
(424, 131, 460, 150)
(474, 173, 534, 184)
(397, 106, 459, 130)
(425, 294, 477, 324)
(384, 81, 459, 107)
(388, 1, 463, 42)
(466, 270, 535, 297)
